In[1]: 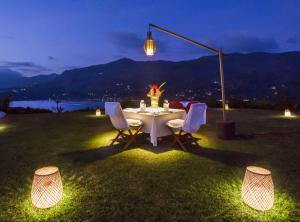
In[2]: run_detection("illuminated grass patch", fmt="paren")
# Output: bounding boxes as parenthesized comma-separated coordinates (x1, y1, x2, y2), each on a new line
(213, 178, 294, 221)
(0, 124, 14, 132)
(0, 110, 299, 221)
(21, 181, 80, 221)
(87, 131, 117, 148)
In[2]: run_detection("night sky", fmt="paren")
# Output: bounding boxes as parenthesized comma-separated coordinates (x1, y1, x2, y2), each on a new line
(0, 0, 299, 76)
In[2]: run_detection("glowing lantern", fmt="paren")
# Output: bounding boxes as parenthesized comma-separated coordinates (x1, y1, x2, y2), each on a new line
(144, 31, 156, 57)
(242, 166, 274, 211)
(284, 109, 291, 117)
(225, 103, 229, 110)
(31, 166, 63, 209)
(163, 100, 169, 112)
(96, 108, 101, 116)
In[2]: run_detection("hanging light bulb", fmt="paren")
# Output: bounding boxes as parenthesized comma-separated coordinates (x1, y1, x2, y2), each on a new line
(144, 31, 156, 57)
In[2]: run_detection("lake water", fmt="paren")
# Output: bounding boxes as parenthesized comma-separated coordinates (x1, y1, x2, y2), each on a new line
(10, 100, 105, 112)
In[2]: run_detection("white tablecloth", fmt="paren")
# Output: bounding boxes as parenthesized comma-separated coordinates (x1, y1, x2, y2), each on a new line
(123, 107, 186, 146)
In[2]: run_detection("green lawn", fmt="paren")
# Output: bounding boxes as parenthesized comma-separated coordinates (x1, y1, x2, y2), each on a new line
(0, 109, 299, 221)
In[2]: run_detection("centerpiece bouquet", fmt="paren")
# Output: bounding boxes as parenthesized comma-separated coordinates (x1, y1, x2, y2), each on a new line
(147, 82, 166, 108)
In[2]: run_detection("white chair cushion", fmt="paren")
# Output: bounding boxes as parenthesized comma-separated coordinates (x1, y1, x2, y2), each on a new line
(126, 118, 143, 127)
(166, 119, 185, 129)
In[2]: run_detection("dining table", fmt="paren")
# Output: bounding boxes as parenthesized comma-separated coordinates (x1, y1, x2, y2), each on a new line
(123, 107, 186, 146)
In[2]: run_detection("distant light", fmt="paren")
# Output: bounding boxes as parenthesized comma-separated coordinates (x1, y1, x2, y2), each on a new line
(225, 103, 229, 110)
(144, 31, 156, 57)
(284, 109, 292, 117)
(96, 108, 101, 116)
(242, 166, 274, 211)
(31, 166, 63, 209)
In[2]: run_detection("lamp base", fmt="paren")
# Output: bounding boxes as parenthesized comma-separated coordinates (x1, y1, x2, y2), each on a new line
(216, 120, 236, 140)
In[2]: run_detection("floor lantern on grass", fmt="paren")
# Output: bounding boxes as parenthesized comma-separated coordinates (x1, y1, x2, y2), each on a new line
(31, 166, 63, 209)
(225, 103, 229, 110)
(242, 166, 274, 211)
(96, 108, 101, 117)
(284, 109, 291, 117)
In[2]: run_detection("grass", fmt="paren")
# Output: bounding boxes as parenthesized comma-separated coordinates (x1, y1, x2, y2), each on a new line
(0, 109, 299, 221)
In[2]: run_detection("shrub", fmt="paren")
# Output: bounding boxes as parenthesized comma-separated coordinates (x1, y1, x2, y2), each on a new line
(7, 107, 52, 114)
(203, 96, 221, 108)
(120, 100, 139, 108)
(55, 100, 64, 113)
(0, 96, 11, 112)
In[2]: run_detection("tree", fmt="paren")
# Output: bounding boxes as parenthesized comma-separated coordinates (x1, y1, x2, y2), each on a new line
(0, 96, 11, 112)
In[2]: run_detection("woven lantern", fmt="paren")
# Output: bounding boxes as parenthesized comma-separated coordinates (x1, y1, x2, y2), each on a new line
(284, 109, 291, 117)
(144, 31, 156, 57)
(31, 166, 63, 209)
(242, 166, 274, 211)
(96, 108, 101, 116)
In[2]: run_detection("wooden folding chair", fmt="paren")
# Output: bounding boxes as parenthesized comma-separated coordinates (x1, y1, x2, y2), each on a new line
(166, 103, 207, 151)
(167, 126, 200, 151)
(105, 102, 144, 149)
(110, 123, 143, 149)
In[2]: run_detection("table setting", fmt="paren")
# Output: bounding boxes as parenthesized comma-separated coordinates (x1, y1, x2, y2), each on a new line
(123, 83, 187, 146)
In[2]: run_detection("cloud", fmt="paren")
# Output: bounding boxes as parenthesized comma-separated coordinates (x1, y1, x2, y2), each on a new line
(63, 65, 81, 70)
(175, 41, 212, 57)
(0, 35, 14, 40)
(108, 31, 169, 54)
(0, 61, 50, 77)
(212, 33, 280, 53)
(108, 31, 143, 52)
(108, 31, 280, 58)
(48, 56, 56, 60)
(286, 36, 299, 44)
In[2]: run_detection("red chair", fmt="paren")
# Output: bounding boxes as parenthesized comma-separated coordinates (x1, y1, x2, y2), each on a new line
(186, 101, 200, 112)
(169, 101, 185, 110)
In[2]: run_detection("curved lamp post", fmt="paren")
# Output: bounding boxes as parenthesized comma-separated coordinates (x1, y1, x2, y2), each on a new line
(144, 23, 235, 139)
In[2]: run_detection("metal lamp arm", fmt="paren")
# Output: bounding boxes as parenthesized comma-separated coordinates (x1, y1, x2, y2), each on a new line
(149, 23, 227, 121)
(149, 23, 218, 53)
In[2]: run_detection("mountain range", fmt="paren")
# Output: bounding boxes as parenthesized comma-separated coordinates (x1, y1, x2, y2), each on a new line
(1, 51, 300, 101)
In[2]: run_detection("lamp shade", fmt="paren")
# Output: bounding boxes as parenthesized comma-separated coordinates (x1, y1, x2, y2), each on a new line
(144, 31, 156, 57)
(242, 166, 274, 211)
(31, 166, 63, 209)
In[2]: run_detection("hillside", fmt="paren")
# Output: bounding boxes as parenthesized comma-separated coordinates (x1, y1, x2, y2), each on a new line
(1, 52, 300, 100)
(0, 70, 58, 89)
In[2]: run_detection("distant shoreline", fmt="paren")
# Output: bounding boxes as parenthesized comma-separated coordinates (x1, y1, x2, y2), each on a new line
(10, 100, 105, 112)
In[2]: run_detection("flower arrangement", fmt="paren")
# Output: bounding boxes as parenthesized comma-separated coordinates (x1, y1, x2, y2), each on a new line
(147, 82, 166, 108)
